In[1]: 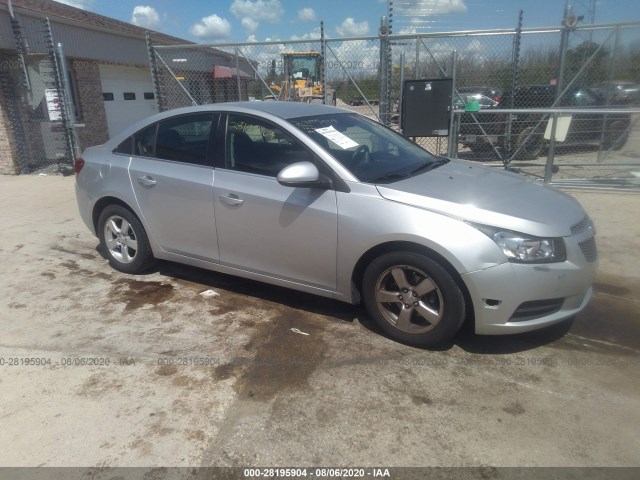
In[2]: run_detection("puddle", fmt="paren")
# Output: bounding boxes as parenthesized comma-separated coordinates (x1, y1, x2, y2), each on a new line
(109, 279, 175, 311)
(52, 245, 96, 260)
(58, 259, 111, 280)
(233, 309, 327, 401)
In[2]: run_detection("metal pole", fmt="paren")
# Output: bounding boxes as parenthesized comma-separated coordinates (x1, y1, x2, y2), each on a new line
(597, 26, 620, 162)
(415, 37, 420, 78)
(447, 49, 458, 158)
(146, 31, 164, 111)
(379, 16, 390, 125)
(321, 21, 327, 105)
(399, 52, 405, 132)
(556, 1, 570, 96)
(506, 10, 523, 158)
(235, 46, 242, 101)
(544, 5, 570, 182)
(56, 43, 81, 159)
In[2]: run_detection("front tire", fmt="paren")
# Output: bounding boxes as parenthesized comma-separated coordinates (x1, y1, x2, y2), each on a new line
(98, 205, 156, 274)
(362, 252, 465, 347)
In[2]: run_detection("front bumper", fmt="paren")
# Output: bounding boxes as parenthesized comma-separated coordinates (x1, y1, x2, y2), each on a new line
(462, 235, 597, 335)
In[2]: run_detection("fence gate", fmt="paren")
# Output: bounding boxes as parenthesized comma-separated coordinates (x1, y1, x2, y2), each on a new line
(0, 15, 76, 174)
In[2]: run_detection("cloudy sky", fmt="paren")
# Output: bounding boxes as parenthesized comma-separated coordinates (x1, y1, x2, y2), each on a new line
(53, 0, 639, 43)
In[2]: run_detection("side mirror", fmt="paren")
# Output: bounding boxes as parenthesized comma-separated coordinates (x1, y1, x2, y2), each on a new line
(277, 161, 330, 188)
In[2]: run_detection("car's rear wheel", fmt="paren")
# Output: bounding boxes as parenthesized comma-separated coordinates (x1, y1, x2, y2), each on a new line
(98, 205, 155, 274)
(603, 120, 629, 150)
(362, 252, 465, 347)
(514, 126, 545, 160)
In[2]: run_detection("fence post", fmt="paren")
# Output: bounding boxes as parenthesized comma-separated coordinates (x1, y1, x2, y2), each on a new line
(414, 37, 420, 78)
(146, 31, 164, 112)
(447, 50, 457, 158)
(44, 18, 74, 172)
(321, 21, 327, 105)
(545, 3, 571, 182)
(235, 46, 242, 101)
(505, 10, 523, 158)
(598, 26, 621, 162)
(399, 52, 404, 132)
(56, 42, 81, 160)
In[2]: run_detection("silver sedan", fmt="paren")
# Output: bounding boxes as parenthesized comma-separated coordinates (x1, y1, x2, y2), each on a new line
(75, 102, 596, 346)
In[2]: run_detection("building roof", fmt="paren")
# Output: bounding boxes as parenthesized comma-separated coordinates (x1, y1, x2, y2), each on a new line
(0, 0, 190, 45)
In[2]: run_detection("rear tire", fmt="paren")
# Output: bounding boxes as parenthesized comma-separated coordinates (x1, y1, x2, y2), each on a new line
(603, 120, 629, 150)
(362, 252, 465, 347)
(98, 205, 156, 274)
(515, 126, 545, 160)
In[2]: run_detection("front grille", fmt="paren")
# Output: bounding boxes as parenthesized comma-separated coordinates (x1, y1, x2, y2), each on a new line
(571, 216, 590, 235)
(579, 237, 598, 263)
(510, 298, 565, 322)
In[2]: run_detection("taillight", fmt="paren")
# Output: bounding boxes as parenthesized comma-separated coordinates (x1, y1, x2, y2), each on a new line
(74, 157, 85, 175)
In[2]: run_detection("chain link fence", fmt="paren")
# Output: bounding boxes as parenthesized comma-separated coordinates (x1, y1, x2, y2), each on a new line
(149, 22, 640, 188)
(0, 15, 75, 174)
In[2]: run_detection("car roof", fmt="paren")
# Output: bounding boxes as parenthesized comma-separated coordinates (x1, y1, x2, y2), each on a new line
(213, 101, 347, 119)
(105, 101, 351, 146)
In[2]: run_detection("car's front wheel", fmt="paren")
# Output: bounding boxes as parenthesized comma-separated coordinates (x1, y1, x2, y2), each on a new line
(362, 252, 465, 347)
(98, 205, 156, 274)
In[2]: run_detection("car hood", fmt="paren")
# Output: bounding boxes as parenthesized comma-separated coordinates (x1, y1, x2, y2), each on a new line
(376, 160, 585, 237)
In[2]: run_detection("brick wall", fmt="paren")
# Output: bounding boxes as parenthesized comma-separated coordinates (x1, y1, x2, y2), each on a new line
(0, 75, 18, 175)
(70, 58, 109, 150)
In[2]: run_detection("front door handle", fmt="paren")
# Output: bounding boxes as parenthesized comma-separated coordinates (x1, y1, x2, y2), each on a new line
(219, 193, 244, 206)
(137, 175, 157, 187)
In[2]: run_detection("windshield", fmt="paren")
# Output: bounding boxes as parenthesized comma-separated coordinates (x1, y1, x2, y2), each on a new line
(290, 113, 447, 183)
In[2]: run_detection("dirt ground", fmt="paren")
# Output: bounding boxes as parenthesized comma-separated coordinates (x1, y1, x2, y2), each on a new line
(0, 174, 639, 473)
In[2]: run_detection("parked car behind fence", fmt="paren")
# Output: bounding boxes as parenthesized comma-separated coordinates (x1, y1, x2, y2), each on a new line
(458, 85, 631, 159)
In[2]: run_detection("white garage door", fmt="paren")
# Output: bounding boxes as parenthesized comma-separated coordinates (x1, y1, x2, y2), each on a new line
(99, 65, 158, 137)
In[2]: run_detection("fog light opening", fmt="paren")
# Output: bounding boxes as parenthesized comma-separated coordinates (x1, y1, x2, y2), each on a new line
(483, 299, 502, 308)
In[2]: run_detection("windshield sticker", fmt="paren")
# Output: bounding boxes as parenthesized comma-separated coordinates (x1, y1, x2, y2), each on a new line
(315, 126, 359, 149)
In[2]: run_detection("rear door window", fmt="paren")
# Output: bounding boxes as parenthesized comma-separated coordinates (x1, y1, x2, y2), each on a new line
(155, 114, 215, 166)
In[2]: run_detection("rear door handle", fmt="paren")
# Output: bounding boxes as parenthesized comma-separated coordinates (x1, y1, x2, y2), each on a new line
(137, 175, 157, 187)
(219, 193, 244, 206)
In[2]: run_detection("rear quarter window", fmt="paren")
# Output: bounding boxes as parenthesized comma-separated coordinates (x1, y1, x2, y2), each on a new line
(113, 137, 133, 155)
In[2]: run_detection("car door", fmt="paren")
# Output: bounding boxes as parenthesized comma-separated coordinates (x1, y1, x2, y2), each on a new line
(213, 113, 338, 290)
(128, 113, 220, 262)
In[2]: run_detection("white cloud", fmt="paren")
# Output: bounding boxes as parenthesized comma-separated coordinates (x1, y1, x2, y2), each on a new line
(241, 17, 260, 34)
(52, 0, 94, 9)
(290, 27, 321, 41)
(230, 0, 284, 23)
(297, 7, 316, 23)
(336, 18, 369, 37)
(398, 0, 467, 16)
(189, 15, 232, 40)
(131, 6, 160, 29)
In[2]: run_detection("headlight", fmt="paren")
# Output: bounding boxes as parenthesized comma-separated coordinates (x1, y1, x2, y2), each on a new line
(473, 225, 567, 264)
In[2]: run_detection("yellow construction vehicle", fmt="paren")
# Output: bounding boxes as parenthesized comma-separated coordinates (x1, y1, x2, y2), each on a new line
(265, 51, 336, 105)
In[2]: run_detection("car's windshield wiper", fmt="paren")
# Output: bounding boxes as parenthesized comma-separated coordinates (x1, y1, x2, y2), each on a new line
(369, 171, 411, 184)
(369, 158, 449, 184)
(409, 158, 449, 176)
